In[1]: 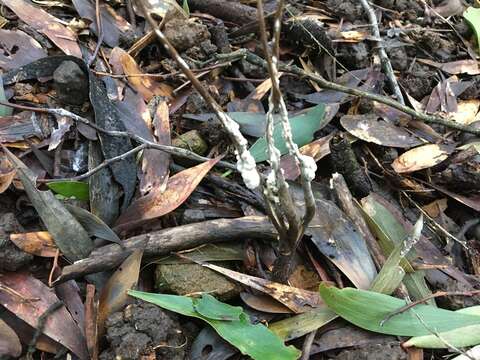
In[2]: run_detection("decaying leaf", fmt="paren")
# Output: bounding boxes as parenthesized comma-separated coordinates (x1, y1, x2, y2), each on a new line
(111, 47, 172, 101)
(115, 157, 220, 231)
(0, 29, 47, 70)
(0, 318, 21, 358)
(418, 58, 480, 75)
(201, 262, 321, 313)
(0, 154, 15, 194)
(306, 199, 377, 290)
(9, 231, 57, 257)
(341, 115, 423, 148)
(2, 146, 93, 261)
(97, 250, 143, 336)
(2, 0, 81, 57)
(391, 144, 451, 173)
(0, 272, 89, 359)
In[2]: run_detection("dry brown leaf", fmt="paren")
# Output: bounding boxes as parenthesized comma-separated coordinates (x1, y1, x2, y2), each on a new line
(202, 263, 322, 313)
(391, 144, 450, 173)
(0, 29, 47, 70)
(418, 58, 480, 75)
(97, 250, 143, 337)
(0, 155, 15, 194)
(341, 115, 423, 148)
(10, 231, 58, 257)
(115, 157, 220, 231)
(0, 318, 21, 358)
(240, 293, 293, 314)
(0, 272, 89, 359)
(421, 198, 448, 218)
(280, 134, 333, 180)
(113, 47, 172, 101)
(2, 0, 81, 58)
(451, 100, 480, 125)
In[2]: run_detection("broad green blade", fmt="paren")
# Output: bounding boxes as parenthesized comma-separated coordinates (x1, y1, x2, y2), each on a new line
(405, 306, 480, 348)
(193, 294, 242, 321)
(248, 104, 326, 162)
(129, 290, 301, 360)
(47, 181, 89, 201)
(319, 284, 480, 337)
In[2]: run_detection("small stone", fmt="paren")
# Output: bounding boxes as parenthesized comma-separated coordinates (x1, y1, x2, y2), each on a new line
(155, 263, 241, 301)
(53, 61, 89, 105)
(172, 130, 208, 156)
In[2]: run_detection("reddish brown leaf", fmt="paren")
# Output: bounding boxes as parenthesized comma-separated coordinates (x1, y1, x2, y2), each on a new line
(0, 318, 21, 358)
(115, 158, 220, 231)
(0, 272, 88, 359)
(2, 0, 81, 58)
(10, 231, 58, 257)
(0, 29, 47, 70)
(418, 58, 479, 75)
(84, 284, 98, 360)
(97, 250, 143, 337)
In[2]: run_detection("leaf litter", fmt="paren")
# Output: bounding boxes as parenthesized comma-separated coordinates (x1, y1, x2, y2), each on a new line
(0, 1, 480, 359)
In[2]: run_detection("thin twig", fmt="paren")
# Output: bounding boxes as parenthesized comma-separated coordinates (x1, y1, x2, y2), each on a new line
(301, 329, 317, 360)
(0, 101, 237, 174)
(243, 51, 480, 135)
(88, 0, 104, 67)
(359, 0, 404, 104)
(381, 290, 480, 325)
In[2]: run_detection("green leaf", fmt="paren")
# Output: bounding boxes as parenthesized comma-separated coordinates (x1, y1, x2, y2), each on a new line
(248, 104, 326, 162)
(0, 77, 12, 117)
(319, 284, 480, 337)
(193, 294, 242, 321)
(46, 181, 89, 201)
(128, 290, 300, 360)
(405, 306, 480, 348)
(464, 7, 480, 54)
(269, 307, 337, 341)
(361, 195, 434, 304)
(64, 204, 121, 245)
(182, 0, 189, 16)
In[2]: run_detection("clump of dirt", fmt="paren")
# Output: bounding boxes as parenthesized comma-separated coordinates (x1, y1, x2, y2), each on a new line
(374, 0, 424, 19)
(336, 43, 370, 70)
(400, 64, 436, 100)
(164, 18, 210, 52)
(100, 301, 190, 360)
(331, 342, 407, 360)
(0, 213, 32, 271)
(387, 47, 409, 72)
(408, 30, 457, 60)
(326, 0, 365, 22)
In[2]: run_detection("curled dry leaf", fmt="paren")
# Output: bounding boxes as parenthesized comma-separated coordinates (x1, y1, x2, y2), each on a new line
(340, 115, 423, 148)
(391, 144, 451, 173)
(111, 47, 172, 101)
(2, 0, 81, 58)
(202, 263, 322, 313)
(0, 155, 15, 194)
(0, 318, 21, 358)
(0, 29, 47, 70)
(115, 157, 221, 231)
(0, 272, 89, 359)
(10, 231, 58, 257)
(97, 250, 143, 337)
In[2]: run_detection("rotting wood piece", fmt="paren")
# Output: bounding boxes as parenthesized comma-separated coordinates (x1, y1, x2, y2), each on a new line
(54, 216, 276, 283)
